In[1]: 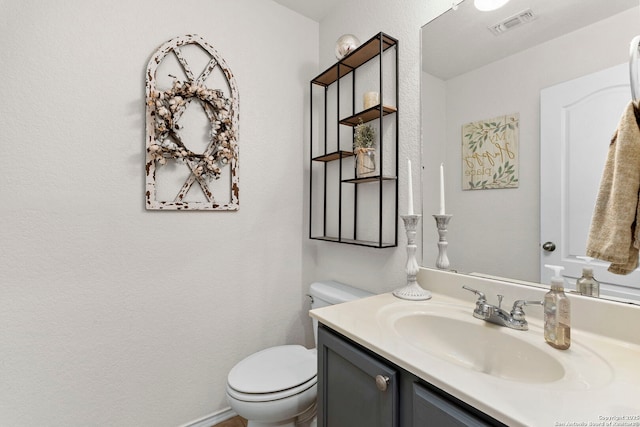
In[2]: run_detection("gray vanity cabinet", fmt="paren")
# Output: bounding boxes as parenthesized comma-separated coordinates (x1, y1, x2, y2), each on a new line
(317, 324, 399, 426)
(317, 325, 506, 427)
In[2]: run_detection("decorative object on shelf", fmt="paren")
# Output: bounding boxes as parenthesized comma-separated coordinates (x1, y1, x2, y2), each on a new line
(145, 34, 239, 210)
(433, 214, 453, 269)
(363, 91, 379, 109)
(335, 34, 360, 59)
(354, 118, 376, 178)
(462, 113, 519, 190)
(394, 214, 431, 300)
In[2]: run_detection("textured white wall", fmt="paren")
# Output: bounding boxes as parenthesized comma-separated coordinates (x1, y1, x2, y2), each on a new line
(0, 1, 317, 425)
(303, 0, 451, 294)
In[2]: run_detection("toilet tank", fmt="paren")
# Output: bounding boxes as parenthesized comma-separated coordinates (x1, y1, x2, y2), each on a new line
(309, 280, 374, 346)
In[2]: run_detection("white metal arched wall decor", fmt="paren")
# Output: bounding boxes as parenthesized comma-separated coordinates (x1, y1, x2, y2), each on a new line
(145, 34, 239, 210)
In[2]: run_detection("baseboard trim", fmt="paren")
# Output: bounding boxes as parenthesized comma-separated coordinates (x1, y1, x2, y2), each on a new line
(180, 407, 238, 427)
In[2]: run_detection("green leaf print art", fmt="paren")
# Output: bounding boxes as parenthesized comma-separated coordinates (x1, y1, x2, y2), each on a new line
(462, 113, 519, 190)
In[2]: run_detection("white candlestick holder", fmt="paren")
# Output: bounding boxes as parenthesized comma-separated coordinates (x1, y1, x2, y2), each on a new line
(393, 214, 432, 301)
(433, 214, 453, 269)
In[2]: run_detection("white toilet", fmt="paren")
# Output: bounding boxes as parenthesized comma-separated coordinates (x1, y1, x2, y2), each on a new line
(226, 280, 373, 427)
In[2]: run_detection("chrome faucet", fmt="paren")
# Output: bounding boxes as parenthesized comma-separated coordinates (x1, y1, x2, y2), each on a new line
(462, 286, 542, 331)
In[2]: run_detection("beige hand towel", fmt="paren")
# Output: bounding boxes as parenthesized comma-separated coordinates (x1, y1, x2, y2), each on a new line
(586, 101, 640, 274)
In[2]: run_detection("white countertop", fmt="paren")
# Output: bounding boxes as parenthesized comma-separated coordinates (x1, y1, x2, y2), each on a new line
(310, 269, 640, 427)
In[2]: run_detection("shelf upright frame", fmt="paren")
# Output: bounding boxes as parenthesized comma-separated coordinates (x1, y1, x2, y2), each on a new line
(336, 62, 344, 243)
(392, 33, 399, 247)
(352, 67, 358, 242)
(377, 33, 385, 247)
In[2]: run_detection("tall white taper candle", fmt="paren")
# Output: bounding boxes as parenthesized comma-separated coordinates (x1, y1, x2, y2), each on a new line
(408, 159, 414, 215)
(439, 163, 445, 215)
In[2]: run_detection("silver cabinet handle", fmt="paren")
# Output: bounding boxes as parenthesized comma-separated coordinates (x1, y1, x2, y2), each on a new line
(375, 375, 390, 391)
(542, 241, 556, 252)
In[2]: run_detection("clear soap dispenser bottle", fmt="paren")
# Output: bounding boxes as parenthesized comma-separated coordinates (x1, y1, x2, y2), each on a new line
(543, 264, 571, 350)
(576, 256, 600, 297)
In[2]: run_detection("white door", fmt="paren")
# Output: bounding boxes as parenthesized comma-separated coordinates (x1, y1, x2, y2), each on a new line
(540, 62, 640, 301)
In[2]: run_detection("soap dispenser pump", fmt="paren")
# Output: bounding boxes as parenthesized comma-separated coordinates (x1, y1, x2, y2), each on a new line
(576, 256, 600, 297)
(543, 264, 571, 350)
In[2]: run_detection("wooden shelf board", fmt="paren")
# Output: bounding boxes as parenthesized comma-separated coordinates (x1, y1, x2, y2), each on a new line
(312, 64, 355, 87)
(312, 150, 355, 162)
(341, 33, 396, 70)
(311, 32, 397, 87)
(339, 105, 397, 126)
(342, 175, 397, 184)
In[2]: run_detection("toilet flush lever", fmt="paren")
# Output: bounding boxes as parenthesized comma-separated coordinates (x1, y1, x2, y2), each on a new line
(375, 375, 390, 392)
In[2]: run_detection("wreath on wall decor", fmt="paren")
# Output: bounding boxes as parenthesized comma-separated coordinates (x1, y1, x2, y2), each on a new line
(147, 79, 236, 180)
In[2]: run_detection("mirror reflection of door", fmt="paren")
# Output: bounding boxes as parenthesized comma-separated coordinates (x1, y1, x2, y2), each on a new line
(540, 62, 640, 300)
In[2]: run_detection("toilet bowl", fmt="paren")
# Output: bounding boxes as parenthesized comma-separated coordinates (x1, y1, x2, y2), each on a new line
(225, 280, 373, 427)
(226, 345, 317, 427)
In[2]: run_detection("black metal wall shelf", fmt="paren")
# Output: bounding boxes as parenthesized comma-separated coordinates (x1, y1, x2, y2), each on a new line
(309, 32, 399, 248)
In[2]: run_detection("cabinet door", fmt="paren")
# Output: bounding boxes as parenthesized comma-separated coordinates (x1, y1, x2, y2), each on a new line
(413, 383, 498, 427)
(318, 326, 398, 427)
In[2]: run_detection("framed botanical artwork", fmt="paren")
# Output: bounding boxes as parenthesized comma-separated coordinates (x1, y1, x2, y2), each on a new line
(462, 113, 519, 190)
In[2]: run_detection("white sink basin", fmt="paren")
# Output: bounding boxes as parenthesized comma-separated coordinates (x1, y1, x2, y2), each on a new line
(378, 302, 613, 389)
(394, 313, 564, 383)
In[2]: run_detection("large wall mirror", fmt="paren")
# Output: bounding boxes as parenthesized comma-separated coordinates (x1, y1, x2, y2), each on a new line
(420, 0, 640, 303)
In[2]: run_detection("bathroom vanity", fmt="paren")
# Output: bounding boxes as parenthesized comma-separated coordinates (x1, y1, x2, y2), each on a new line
(310, 268, 640, 426)
(318, 325, 504, 426)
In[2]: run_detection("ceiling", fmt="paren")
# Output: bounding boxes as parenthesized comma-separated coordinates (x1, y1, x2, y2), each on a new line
(271, 0, 638, 78)
(422, 0, 638, 79)
(271, 0, 342, 21)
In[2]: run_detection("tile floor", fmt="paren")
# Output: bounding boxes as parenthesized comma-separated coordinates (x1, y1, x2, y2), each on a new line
(212, 415, 248, 427)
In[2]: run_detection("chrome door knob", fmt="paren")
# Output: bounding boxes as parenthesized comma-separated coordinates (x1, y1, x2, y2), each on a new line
(375, 375, 390, 391)
(542, 241, 556, 252)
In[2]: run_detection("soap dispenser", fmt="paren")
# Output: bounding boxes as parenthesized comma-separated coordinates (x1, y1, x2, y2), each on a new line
(543, 264, 571, 350)
(576, 256, 600, 297)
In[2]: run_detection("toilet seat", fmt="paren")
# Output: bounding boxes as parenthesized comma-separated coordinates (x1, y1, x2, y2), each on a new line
(227, 345, 317, 403)
(227, 375, 317, 403)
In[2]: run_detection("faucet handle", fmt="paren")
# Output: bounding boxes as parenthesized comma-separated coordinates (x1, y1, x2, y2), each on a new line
(462, 286, 491, 320)
(462, 286, 486, 301)
(510, 300, 543, 320)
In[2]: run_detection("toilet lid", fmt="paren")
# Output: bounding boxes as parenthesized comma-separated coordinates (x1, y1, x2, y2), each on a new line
(228, 345, 317, 394)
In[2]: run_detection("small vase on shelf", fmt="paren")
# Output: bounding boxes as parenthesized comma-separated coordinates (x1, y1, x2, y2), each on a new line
(353, 118, 376, 178)
(355, 148, 376, 178)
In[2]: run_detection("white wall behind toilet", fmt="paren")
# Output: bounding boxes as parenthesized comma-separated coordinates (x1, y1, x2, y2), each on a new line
(1, 0, 454, 425)
(0, 1, 316, 425)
